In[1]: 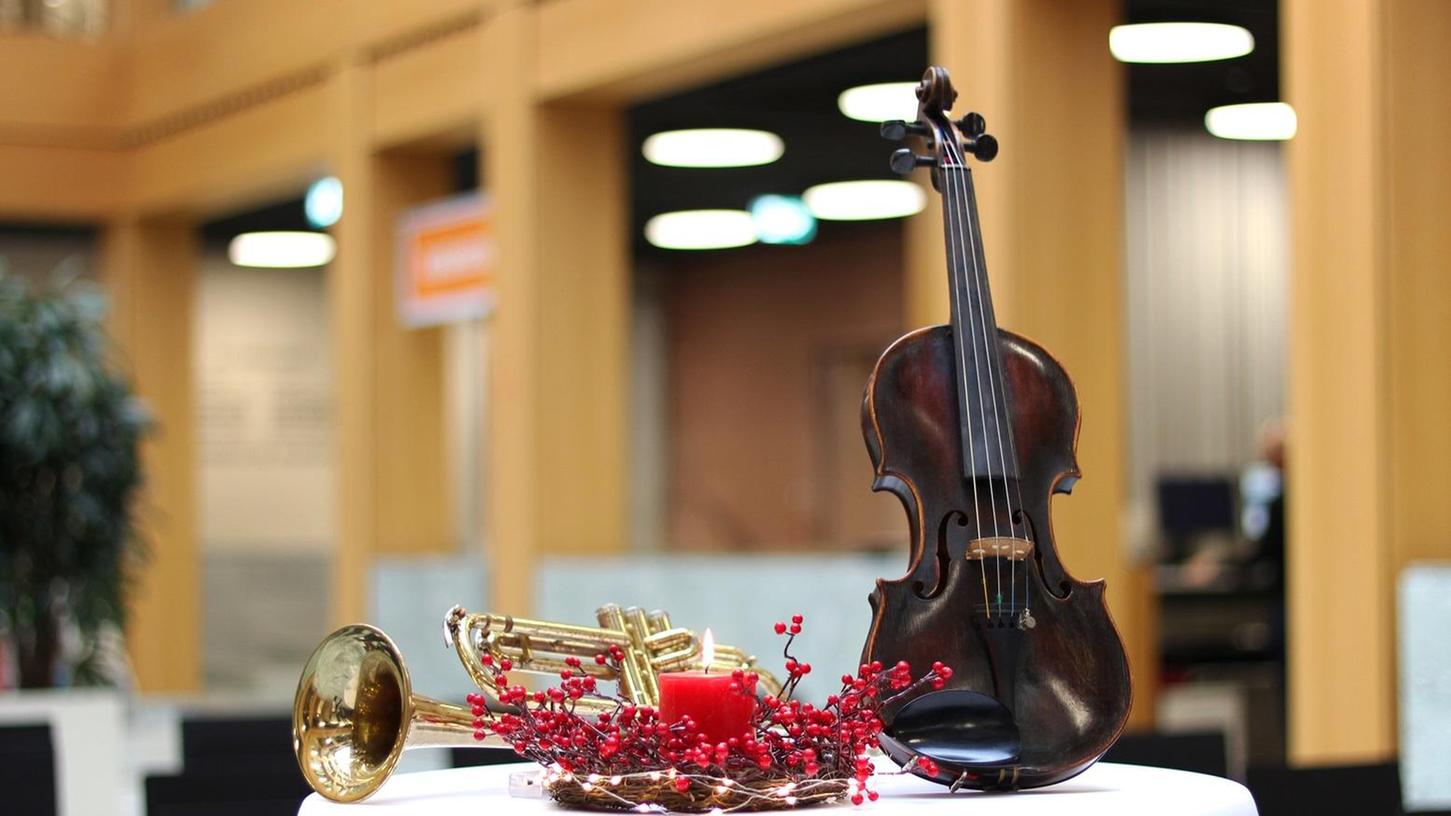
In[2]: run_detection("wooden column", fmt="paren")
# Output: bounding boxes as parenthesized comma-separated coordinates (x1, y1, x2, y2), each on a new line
(369, 152, 454, 558)
(328, 62, 456, 626)
(1283, 0, 1451, 765)
(329, 62, 377, 627)
(101, 218, 200, 692)
(918, 0, 1154, 728)
(482, 7, 630, 614)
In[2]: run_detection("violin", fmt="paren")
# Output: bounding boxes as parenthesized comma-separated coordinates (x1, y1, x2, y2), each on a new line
(860, 67, 1131, 790)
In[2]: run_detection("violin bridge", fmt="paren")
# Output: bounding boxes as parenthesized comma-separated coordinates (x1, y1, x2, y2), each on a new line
(966, 536, 1034, 561)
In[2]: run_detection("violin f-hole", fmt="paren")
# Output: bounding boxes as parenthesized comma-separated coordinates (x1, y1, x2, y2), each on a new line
(918, 510, 970, 600)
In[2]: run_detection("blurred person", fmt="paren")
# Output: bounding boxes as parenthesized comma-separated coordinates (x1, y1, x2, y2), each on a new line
(1240, 418, 1286, 590)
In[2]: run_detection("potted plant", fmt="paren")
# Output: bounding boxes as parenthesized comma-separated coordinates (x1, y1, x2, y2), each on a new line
(0, 267, 146, 688)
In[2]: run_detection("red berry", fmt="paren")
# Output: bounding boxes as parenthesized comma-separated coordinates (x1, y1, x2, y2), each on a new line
(674, 777, 691, 793)
(774, 622, 787, 634)
(791, 614, 804, 624)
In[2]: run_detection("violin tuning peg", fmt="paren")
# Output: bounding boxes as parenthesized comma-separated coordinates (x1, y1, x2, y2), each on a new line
(957, 112, 987, 137)
(967, 134, 999, 162)
(973, 134, 999, 162)
(881, 120, 929, 141)
(889, 148, 934, 175)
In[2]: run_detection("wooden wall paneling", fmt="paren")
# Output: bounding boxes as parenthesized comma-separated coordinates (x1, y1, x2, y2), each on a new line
(1282, 0, 1390, 765)
(100, 218, 200, 692)
(370, 153, 454, 558)
(1383, 2, 1451, 587)
(327, 62, 376, 627)
(0, 33, 126, 146)
(370, 23, 487, 151)
(128, 81, 331, 217)
(1284, 0, 1451, 765)
(326, 65, 459, 621)
(921, 0, 1154, 728)
(124, 0, 490, 132)
(482, 7, 630, 615)
(534, 0, 926, 103)
(0, 144, 126, 221)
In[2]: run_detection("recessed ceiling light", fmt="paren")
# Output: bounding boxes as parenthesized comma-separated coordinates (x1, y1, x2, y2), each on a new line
(305, 176, 344, 228)
(1109, 22, 1254, 64)
(802, 180, 926, 221)
(749, 195, 816, 245)
(1204, 102, 1297, 140)
(641, 129, 784, 168)
(228, 231, 337, 268)
(645, 210, 757, 250)
(837, 82, 918, 123)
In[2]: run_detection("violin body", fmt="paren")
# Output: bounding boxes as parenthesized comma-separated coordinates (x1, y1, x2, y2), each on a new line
(860, 328, 1131, 789)
(859, 66, 1131, 790)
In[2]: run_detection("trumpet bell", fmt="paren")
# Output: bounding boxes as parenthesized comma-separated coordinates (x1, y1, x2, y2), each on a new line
(292, 624, 415, 803)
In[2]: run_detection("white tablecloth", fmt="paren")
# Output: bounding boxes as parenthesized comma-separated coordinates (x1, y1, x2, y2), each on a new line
(298, 757, 1258, 815)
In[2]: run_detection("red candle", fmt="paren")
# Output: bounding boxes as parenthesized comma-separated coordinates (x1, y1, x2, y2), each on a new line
(657, 629, 757, 745)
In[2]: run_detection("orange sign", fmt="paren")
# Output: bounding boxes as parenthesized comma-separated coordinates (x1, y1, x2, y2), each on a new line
(396, 193, 495, 326)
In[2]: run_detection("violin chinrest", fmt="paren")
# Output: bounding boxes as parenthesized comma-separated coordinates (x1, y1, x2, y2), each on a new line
(880, 689, 1022, 769)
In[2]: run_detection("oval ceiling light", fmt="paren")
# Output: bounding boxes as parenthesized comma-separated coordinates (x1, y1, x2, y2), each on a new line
(645, 210, 757, 250)
(837, 82, 919, 123)
(641, 129, 784, 168)
(803, 180, 926, 221)
(1109, 22, 1254, 64)
(1204, 102, 1297, 140)
(228, 231, 337, 268)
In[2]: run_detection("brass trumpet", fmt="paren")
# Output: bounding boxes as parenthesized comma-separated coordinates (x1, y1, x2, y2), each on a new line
(293, 605, 778, 802)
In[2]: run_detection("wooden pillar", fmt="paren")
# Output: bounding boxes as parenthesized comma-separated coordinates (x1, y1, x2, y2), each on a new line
(482, 7, 630, 614)
(329, 62, 376, 627)
(101, 217, 200, 692)
(369, 152, 454, 558)
(918, 0, 1154, 728)
(1283, 0, 1451, 765)
(328, 62, 456, 626)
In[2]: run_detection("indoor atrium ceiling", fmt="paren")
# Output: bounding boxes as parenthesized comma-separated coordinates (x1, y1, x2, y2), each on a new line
(195, 0, 1277, 255)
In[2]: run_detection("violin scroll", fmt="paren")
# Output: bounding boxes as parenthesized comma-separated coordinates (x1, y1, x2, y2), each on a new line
(881, 68, 999, 190)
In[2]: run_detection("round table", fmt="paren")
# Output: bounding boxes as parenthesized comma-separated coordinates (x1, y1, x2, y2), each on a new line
(298, 758, 1258, 815)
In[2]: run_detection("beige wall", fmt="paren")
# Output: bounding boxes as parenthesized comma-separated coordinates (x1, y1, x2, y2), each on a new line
(196, 255, 334, 553)
(666, 223, 906, 551)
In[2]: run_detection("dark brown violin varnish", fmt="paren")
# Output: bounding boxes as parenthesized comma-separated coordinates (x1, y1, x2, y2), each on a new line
(861, 67, 1131, 791)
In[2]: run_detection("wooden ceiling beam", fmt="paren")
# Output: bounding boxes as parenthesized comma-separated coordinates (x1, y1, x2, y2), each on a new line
(534, 0, 925, 103)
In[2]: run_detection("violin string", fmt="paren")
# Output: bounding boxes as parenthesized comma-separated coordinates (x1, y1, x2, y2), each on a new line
(957, 140, 1020, 624)
(939, 140, 990, 623)
(943, 140, 1003, 619)
(966, 168, 1031, 622)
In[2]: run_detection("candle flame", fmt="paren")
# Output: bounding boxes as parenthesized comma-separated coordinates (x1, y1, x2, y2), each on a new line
(701, 628, 716, 669)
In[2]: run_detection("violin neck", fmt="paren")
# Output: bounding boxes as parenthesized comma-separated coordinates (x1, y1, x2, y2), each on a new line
(940, 164, 1018, 482)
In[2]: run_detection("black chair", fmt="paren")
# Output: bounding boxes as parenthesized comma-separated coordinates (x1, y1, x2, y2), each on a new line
(145, 770, 312, 816)
(181, 715, 297, 775)
(1103, 730, 1229, 778)
(0, 724, 57, 816)
(1247, 762, 1402, 816)
(144, 715, 310, 815)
